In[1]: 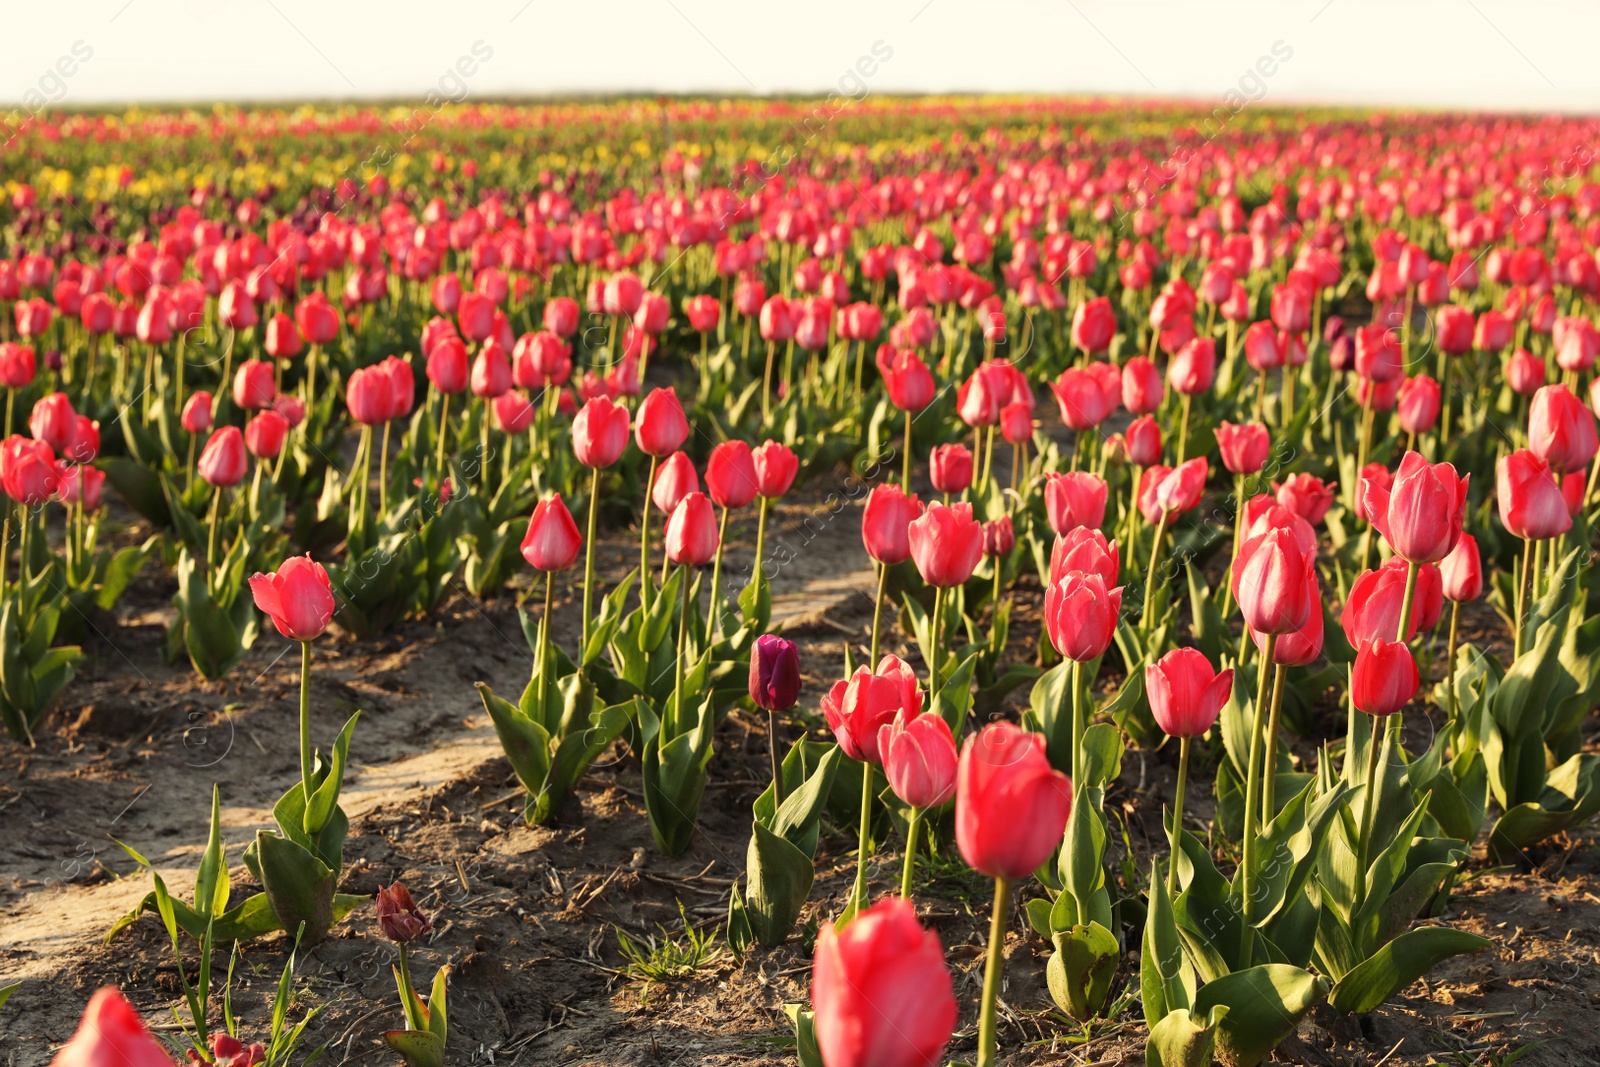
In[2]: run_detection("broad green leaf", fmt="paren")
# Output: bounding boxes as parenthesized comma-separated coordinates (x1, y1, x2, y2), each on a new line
(1327, 927, 1490, 1014)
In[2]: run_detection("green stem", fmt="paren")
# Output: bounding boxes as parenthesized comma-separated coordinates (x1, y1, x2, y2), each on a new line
(929, 585, 945, 695)
(901, 408, 913, 490)
(640, 454, 660, 612)
(581, 465, 600, 656)
(899, 808, 923, 900)
(1514, 537, 1533, 658)
(1176, 393, 1191, 465)
(1261, 664, 1288, 825)
(672, 564, 691, 736)
(851, 758, 875, 914)
(1445, 600, 1461, 726)
(298, 640, 314, 804)
(1141, 511, 1169, 625)
(1069, 659, 1085, 786)
(379, 421, 391, 516)
(707, 507, 730, 642)
(205, 487, 222, 569)
(1239, 631, 1278, 967)
(869, 561, 888, 666)
(1167, 735, 1191, 894)
(975, 877, 1011, 1067)
(769, 708, 785, 806)
(434, 393, 451, 482)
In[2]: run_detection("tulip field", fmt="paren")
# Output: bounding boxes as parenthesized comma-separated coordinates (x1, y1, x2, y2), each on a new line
(6, 96, 1600, 1067)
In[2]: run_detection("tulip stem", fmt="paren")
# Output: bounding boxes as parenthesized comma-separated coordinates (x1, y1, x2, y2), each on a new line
(898, 807, 924, 900)
(768, 707, 785, 807)
(579, 466, 601, 659)
(1515, 536, 1533, 659)
(1065, 660, 1085, 789)
(205, 486, 222, 569)
(1141, 512, 1169, 626)
(1176, 394, 1191, 465)
(761, 341, 776, 425)
(1261, 664, 1288, 825)
(1445, 600, 1461, 726)
(708, 507, 731, 643)
(975, 876, 1011, 1067)
(537, 570, 554, 708)
(978, 424, 996, 497)
(1397, 561, 1419, 645)
(299, 640, 314, 804)
(1239, 630, 1277, 968)
(869, 561, 888, 666)
(1166, 735, 1192, 894)
(672, 564, 691, 736)
(928, 586, 945, 696)
(640, 454, 660, 612)
(435, 393, 451, 482)
(901, 409, 914, 490)
(850, 759, 875, 916)
(379, 421, 391, 517)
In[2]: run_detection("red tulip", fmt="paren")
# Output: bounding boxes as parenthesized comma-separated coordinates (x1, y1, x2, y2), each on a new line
(1440, 532, 1482, 602)
(929, 444, 973, 494)
(425, 336, 470, 394)
(346, 365, 395, 426)
(1044, 471, 1107, 534)
(1255, 566, 1324, 666)
(684, 295, 720, 333)
(1140, 458, 1208, 522)
(522, 495, 583, 572)
(1050, 366, 1112, 430)
(955, 721, 1072, 881)
(264, 312, 303, 360)
(1233, 526, 1315, 635)
(1275, 472, 1337, 527)
(182, 390, 214, 431)
(457, 290, 496, 342)
(227, 357, 273, 410)
(1044, 569, 1123, 662)
(1049, 527, 1120, 588)
(665, 491, 719, 566)
(1241, 495, 1317, 554)
(1167, 336, 1217, 395)
(758, 295, 795, 342)
(1243, 321, 1285, 371)
(1351, 638, 1418, 717)
(376, 881, 434, 944)
(379, 355, 416, 419)
(573, 396, 630, 468)
(1071, 296, 1116, 354)
(876, 346, 935, 412)
(1146, 647, 1232, 738)
(1215, 421, 1270, 475)
(908, 502, 984, 588)
(470, 339, 513, 398)
(811, 897, 957, 1067)
(0, 343, 36, 389)
(879, 709, 959, 809)
(1120, 356, 1163, 415)
(603, 272, 644, 317)
(52, 987, 173, 1067)
(432, 273, 462, 314)
(862, 483, 924, 566)
(543, 296, 580, 337)
(245, 410, 289, 459)
(999, 400, 1034, 445)
(295, 290, 340, 345)
(249, 555, 336, 641)
(56, 461, 105, 512)
(753, 439, 799, 498)
(1125, 416, 1163, 467)
(1554, 316, 1599, 372)
(635, 387, 689, 457)
(198, 426, 248, 488)
(1434, 305, 1475, 355)
(958, 362, 1009, 427)
(983, 516, 1015, 558)
(1397, 375, 1441, 435)
(822, 654, 924, 764)
(1361, 451, 1467, 563)
(1497, 449, 1571, 540)
(493, 391, 537, 434)
(651, 451, 700, 514)
(1528, 384, 1598, 474)
(706, 440, 758, 509)
(0, 435, 58, 505)
(1342, 563, 1430, 646)
(28, 392, 75, 454)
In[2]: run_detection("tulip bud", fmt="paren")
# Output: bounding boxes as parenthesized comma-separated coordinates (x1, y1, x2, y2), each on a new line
(706, 440, 759, 510)
(665, 491, 719, 567)
(1362, 451, 1468, 563)
(1045, 569, 1123, 662)
(861, 483, 924, 566)
(1146, 647, 1232, 738)
(1044, 471, 1108, 534)
(753, 439, 799, 498)
(1351, 638, 1418, 717)
(1497, 449, 1571, 540)
(822, 655, 923, 764)
(635, 387, 689, 457)
(53, 987, 173, 1067)
(573, 396, 630, 469)
(244, 410, 289, 459)
(955, 722, 1072, 880)
(521, 494, 583, 572)
(878, 710, 958, 810)
(197, 426, 248, 488)
(650, 451, 699, 515)
(375, 882, 433, 943)
(908, 502, 984, 588)
(929, 444, 973, 494)
(749, 634, 801, 712)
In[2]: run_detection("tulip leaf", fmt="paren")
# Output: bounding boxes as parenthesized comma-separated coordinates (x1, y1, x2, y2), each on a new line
(1078, 722, 1124, 792)
(1057, 786, 1112, 932)
(252, 830, 337, 945)
(1146, 1005, 1228, 1067)
(642, 566, 684, 653)
(931, 651, 978, 736)
(583, 570, 636, 666)
(1142, 864, 1194, 1028)
(304, 711, 360, 837)
(194, 785, 229, 921)
(540, 697, 634, 825)
(743, 821, 815, 948)
(782, 1004, 824, 1067)
(173, 550, 248, 680)
(1025, 660, 1074, 776)
(1186, 562, 1227, 664)
(641, 693, 716, 855)
(384, 1028, 445, 1067)
(102, 456, 172, 527)
(765, 744, 844, 846)
(1191, 964, 1326, 1067)
(1326, 927, 1490, 1015)
(1046, 920, 1119, 1022)
(1172, 828, 1244, 978)
(1487, 752, 1600, 863)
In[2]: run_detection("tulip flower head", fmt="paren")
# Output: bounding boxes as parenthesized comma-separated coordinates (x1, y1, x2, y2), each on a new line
(249, 555, 336, 642)
(907, 501, 984, 588)
(375, 882, 433, 943)
(861, 483, 924, 566)
(1361, 451, 1467, 563)
(955, 722, 1072, 881)
(665, 491, 719, 567)
(822, 654, 924, 764)
(53, 987, 174, 1067)
(879, 709, 959, 810)
(522, 495, 583, 572)
(1146, 647, 1232, 738)
(749, 634, 801, 712)
(1497, 449, 1571, 540)
(1044, 471, 1108, 534)
(1351, 638, 1419, 717)
(1044, 569, 1123, 662)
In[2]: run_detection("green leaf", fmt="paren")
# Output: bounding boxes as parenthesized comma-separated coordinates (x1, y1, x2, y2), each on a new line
(1146, 1006, 1228, 1067)
(782, 1004, 824, 1067)
(1025, 660, 1073, 776)
(931, 652, 978, 736)
(304, 712, 360, 837)
(1327, 927, 1490, 1015)
(252, 831, 336, 945)
(1192, 964, 1327, 1067)
(195, 785, 229, 920)
(743, 821, 816, 948)
(1142, 864, 1194, 1028)
(1046, 921, 1119, 1022)
(583, 570, 636, 666)
(383, 1029, 445, 1067)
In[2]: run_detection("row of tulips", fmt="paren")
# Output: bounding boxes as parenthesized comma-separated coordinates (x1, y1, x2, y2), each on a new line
(13, 98, 1600, 1067)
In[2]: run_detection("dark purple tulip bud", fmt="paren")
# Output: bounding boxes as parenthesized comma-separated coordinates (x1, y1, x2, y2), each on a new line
(1323, 314, 1347, 345)
(749, 634, 801, 711)
(375, 882, 432, 943)
(1328, 333, 1356, 373)
(44, 349, 62, 372)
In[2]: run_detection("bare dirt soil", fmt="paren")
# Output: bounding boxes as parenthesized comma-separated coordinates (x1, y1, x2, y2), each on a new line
(2, 472, 1598, 1067)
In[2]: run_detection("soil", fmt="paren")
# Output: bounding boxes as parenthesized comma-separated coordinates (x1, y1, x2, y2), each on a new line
(2, 469, 1599, 1067)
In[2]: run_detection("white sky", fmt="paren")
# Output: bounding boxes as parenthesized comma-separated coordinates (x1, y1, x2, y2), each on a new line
(2, 0, 1598, 112)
